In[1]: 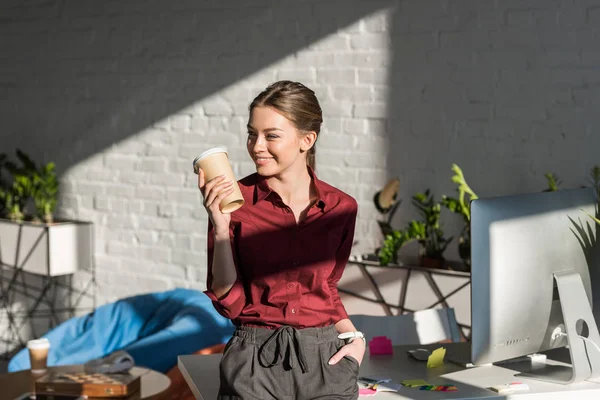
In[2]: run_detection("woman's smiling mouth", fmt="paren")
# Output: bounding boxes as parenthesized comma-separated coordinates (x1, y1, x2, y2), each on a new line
(254, 157, 273, 165)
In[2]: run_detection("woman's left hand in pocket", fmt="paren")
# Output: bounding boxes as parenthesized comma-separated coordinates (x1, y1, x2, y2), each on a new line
(328, 339, 366, 366)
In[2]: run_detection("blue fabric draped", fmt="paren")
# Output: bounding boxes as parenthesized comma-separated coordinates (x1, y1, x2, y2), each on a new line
(8, 288, 234, 373)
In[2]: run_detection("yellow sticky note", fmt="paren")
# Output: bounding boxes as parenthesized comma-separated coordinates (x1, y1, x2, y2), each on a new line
(426, 347, 446, 368)
(401, 379, 430, 388)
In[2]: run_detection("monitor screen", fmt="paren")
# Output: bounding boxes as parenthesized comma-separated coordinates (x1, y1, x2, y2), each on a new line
(470, 187, 600, 384)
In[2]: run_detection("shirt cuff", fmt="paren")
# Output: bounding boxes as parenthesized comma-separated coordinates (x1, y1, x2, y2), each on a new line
(203, 278, 245, 309)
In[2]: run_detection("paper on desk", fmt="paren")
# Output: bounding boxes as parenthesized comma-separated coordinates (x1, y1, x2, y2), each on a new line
(490, 382, 529, 394)
(359, 376, 392, 385)
(427, 347, 446, 368)
(373, 381, 403, 392)
(401, 379, 430, 388)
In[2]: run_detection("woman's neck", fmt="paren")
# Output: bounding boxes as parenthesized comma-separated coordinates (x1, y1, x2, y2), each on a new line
(267, 163, 314, 206)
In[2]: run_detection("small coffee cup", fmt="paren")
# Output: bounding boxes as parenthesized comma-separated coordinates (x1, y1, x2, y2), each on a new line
(193, 147, 245, 213)
(27, 338, 50, 374)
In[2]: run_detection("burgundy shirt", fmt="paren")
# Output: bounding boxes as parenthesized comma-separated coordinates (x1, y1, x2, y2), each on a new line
(204, 167, 358, 329)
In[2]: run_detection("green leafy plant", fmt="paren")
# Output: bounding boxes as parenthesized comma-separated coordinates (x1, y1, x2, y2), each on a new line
(585, 212, 600, 226)
(408, 190, 452, 262)
(441, 164, 479, 222)
(373, 178, 409, 265)
(378, 229, 410, 266)
(0, 150, 59, 223)
(588, 165, 600, 199)
(32, 161, 59, 223)
(1, 152, 33, 222)
(544, 172, 561, 192)
(583, 165, 600, 226)
(441, 164, 478, 268)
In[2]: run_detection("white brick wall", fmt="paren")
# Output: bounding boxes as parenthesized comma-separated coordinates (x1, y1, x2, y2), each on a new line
(0, 0, 599, 309)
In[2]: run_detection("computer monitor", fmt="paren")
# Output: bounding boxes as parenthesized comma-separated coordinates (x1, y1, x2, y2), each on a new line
(470, 187, 600, 384)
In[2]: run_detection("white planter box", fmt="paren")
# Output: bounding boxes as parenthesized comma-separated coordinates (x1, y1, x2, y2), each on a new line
(0, 219, 93, 276)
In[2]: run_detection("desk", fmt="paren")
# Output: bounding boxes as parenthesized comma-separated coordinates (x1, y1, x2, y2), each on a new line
(178, 343, 600, 399)
(0, 365, 171, 400)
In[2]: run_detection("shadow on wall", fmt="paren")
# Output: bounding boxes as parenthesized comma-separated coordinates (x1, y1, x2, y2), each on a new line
(0, 0, 392, 173)
(386, 1, 600, 204)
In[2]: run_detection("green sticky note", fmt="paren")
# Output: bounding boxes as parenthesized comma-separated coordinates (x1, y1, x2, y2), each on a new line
(401, 379, 430, 388)
(427, 347, 446, 368)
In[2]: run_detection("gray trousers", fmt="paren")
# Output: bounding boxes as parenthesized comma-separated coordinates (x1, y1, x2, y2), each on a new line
(218, 325, 359, 400)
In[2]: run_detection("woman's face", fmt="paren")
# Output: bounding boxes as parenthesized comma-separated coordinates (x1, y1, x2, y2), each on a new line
(247, 106, 310, 176)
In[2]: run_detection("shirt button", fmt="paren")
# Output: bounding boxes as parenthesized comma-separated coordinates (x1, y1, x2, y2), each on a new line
(287, 283, 293, 288)
(293, 261, 298, 266)
(291, 308, 296, 314)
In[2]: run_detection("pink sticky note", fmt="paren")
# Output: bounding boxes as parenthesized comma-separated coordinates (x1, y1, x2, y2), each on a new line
(369, 336, 393, 355)
(359, 388, 377, 396)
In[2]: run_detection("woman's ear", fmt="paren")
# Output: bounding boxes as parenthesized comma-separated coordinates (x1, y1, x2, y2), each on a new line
(300, 131, 317, 152)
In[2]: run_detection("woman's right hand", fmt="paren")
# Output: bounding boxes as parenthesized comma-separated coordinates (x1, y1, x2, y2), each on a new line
(198, 169, 234, 234)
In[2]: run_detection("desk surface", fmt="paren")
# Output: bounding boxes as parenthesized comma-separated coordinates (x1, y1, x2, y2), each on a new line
(179, 343, 600, 400)
(0, 365, 171, 400)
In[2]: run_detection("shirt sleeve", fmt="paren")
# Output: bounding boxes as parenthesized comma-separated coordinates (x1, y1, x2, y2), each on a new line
(327, 199, 358, 323)
(203, 220, 246, 320)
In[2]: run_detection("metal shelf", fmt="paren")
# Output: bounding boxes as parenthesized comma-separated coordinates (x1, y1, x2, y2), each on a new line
(0, 224, 96, 361)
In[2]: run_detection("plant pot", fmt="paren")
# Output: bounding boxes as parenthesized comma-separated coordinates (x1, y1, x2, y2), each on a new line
(420, 256, 446, 269)
(0, 218, 93, 276)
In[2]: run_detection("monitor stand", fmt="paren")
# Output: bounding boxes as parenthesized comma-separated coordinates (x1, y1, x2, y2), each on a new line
(517, 270, 600, 384)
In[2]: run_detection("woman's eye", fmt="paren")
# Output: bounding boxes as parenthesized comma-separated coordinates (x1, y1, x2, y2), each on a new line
(267, 134, 279, 139)
(247, 132, 256, 137)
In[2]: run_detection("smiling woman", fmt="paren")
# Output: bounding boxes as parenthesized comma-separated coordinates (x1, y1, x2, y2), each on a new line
(196, 81, 364, 400)
(247, 106, 310, 176)
(247, 80, 323, 172)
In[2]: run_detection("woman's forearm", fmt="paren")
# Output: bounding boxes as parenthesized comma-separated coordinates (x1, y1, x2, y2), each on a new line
(210, 230, 239, 298)
(335, 318, 357, 334)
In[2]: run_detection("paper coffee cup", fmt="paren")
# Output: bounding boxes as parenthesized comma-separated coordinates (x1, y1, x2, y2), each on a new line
(27, 338, 50, 374)
(193, 147, 245, 213)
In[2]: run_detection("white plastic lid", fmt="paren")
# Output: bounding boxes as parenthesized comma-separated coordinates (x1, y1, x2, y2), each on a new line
(192, 147, 228, 169)
(27, 338, 50, 349)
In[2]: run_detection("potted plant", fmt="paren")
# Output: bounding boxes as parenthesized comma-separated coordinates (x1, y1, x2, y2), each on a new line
(0, 150, 92, 276)
(372, 178, 407, 265)
(0, 151, 34, 222)
(441, 164, 478, 269)
(374, 178, 402, 234)
(409, 190, 452, 269)
(544, 172, 561, 192)
(32, 161, 59, 224)
(378, 229, 410, 266)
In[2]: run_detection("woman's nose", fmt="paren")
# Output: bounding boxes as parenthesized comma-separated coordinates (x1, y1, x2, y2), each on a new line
(251, 135, 266, 152)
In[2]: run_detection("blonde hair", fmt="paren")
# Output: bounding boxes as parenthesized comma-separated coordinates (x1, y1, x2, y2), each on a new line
(249, 81, 323, 170)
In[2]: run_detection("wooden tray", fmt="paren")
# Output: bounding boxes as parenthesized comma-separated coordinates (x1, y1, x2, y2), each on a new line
(35, 372, 141, 398)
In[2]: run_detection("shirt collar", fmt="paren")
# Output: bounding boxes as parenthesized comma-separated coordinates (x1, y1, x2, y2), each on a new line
(254, 174, 272, 204)
(253, 166, 327, 210)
